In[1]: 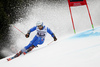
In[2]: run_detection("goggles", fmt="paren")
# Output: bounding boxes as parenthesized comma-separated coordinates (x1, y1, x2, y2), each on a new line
(37, 25, 43, 28)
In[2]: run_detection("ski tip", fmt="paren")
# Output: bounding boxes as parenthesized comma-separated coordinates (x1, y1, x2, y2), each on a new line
(7, 58, 12, 61)
(23, 52, 27, 55)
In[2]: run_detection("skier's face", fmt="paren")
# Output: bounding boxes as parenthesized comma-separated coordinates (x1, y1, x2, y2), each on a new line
(38, 25, 43, 30)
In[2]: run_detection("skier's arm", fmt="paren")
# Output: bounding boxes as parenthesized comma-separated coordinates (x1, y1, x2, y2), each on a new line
(25, 26, 36, 38)
(47, 27, 57, 41)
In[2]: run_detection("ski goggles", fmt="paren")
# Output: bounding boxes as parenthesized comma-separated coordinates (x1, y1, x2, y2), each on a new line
(37, 25, 43, 28)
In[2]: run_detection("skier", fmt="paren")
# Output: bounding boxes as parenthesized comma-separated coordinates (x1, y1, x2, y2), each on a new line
(7, 21, 57, 61)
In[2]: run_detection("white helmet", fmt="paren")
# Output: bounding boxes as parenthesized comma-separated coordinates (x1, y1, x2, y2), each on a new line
(36, 21, 43, 26)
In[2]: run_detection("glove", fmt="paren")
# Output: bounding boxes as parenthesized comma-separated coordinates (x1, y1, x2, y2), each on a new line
(25, 33, 30, 38)
(25, 30, 30, 38)
(53, 36, 57, 41)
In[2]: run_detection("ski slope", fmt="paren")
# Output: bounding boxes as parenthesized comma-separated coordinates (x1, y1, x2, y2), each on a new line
(0, 0, 100, 67)
(0, 27, 100, 67)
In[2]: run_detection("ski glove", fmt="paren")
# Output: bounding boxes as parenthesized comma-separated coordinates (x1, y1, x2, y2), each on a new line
(25, 30, 30, 38)
(25, 33, 30, 38)
(53, 36, 57, 41)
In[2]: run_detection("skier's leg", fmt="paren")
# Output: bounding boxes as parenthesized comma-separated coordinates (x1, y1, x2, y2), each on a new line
(38, 37, 44, 45)
(7, 37, 44, 61)
(25, 35, 38, 50)
(7, 45, 34, 61)
(33, 37, 44, 46)
(15, 36, 44, 56)
(22, 45, 35, 55)
(22, 36, 38, 54)
(24, 37, 44, 53)
(7, 50, 23, 61)
(12, 50, 23, 59)
(27, 45, 35, 52)
(12, 39, 35, 58)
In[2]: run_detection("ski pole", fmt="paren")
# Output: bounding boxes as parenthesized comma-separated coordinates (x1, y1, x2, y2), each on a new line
(12, 25, 25, 35)
(47, 41, 54, 45)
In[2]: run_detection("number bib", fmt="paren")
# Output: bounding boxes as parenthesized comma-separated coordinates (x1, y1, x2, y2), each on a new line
(36, 26, 47, 39)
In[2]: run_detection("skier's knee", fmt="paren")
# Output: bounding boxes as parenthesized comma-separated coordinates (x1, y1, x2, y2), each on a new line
(21, 48, 27, 53)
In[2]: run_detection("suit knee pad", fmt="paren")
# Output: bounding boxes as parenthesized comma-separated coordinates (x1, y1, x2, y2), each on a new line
(21, 48, 27, 53)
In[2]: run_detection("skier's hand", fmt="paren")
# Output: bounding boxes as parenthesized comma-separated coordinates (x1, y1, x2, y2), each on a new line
(25, 34, 30, 38)
(53, 36, 57, 41)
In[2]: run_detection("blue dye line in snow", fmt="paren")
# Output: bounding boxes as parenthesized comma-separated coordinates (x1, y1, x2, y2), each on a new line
(69, 27, 100, 39)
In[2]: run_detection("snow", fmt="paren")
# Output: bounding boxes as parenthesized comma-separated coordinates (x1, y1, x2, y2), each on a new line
(0, 0, 100, 67)
(0, 28, 100, 67)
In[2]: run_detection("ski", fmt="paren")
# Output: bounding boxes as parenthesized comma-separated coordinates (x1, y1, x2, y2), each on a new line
(7, 57, 14, 61)
(7, 51, 28, 61)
